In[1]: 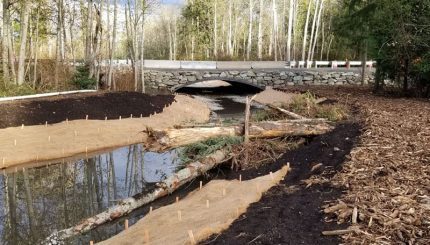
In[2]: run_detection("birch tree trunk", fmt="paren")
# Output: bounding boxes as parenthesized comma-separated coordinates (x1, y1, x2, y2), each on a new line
(17, 3, 30, 85)
(270, 0, 278, 61)
(257, 0, 263, 60)
(32, 8, 40, 88)
(140, 12, 145, 93)
(307, 0, 319, 63)
(228, 1, 233, 56)
(311, 0, 324, 61)
(173, 17, 177, 60)
(361, 40, 367, 85)
(168, 19, 173, 60)
(213, 0, 217, 58)
(108, 0, 118, 89)
(246, 0, 253, 60)
(286, 0, 294, 61)
(2, 0, 10, 83)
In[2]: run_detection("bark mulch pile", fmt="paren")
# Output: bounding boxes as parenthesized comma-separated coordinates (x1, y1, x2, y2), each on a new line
(0, 92, 175, 129)
(285, 86, 430, 244)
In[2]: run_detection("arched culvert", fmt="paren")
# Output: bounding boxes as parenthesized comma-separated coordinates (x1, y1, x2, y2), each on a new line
(173, 78, 264, 95)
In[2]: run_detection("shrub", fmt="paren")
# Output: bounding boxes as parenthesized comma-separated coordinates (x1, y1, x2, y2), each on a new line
(72, 66, 97, 89)
(0, 83, 37, 97)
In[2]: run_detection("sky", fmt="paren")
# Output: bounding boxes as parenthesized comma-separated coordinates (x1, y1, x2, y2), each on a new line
(161, 0, 184, 5)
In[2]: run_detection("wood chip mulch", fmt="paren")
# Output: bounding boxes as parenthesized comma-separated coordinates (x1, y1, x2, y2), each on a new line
(292, 86, 430, 244)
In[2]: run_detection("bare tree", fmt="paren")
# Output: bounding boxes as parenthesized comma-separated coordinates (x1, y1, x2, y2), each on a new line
(311, 0, 324, 61)
(286, 0, 294, 61)
(246, 0, 253, 60)
(257, 0, 263, 60)
(2, 0, 10, 83)
(17, 3, 30, 85)
(108, 0, 118, 89)
(213, 0, 218, 58)
(307, 0, 319, 63)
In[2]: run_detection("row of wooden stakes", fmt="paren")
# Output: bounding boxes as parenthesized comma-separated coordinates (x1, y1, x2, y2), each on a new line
(88, 171, 278, 245)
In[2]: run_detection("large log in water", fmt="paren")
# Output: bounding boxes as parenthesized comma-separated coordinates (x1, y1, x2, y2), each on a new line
(44, 149, 229, 243)
(147, 119, 334, 151)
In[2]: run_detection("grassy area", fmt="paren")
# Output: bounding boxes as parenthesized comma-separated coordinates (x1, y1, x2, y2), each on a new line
(179, 136, 243, 164)
(252, 91, 349, 122)
(0, 83, 38, 97)
(288, 92, 349, 121)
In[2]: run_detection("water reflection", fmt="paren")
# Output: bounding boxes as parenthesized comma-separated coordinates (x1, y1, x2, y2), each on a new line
(0, 144, 180, 244)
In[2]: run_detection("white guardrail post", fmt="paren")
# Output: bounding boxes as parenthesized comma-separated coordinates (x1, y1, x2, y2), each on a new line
(100, 60, 375, 70)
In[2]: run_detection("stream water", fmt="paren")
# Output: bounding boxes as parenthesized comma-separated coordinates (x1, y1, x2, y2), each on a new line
(0, 145, 181, 244)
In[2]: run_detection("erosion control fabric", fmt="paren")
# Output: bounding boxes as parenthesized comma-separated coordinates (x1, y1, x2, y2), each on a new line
(99, 166, 290, 245)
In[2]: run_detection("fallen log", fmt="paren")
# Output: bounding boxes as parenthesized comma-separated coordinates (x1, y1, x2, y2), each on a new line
(146, 119, 334, 151)
(44, 149, 230, 243)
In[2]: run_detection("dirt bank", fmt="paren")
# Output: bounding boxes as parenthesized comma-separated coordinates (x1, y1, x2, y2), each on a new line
(0, 92, 174, 129)
(0, 94, 210, 169)
(200, 122, 361, 244)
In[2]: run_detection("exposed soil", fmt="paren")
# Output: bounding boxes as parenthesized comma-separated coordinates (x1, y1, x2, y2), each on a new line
(0, 92, 175, 129)
(0, 95, 210, 168)
(199, 122, 361, 245)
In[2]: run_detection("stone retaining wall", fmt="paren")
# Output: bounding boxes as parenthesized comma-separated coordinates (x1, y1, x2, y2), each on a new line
(142, 69, 374, 90)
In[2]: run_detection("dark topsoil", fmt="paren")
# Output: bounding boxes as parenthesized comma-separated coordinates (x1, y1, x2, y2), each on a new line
(201, 122, 361, 245)
(0, 92, 175, 129)
(82, 121, 361, 245)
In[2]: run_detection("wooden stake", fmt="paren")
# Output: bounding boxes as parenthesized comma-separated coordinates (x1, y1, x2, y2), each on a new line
(45, 121, 48, 127)
(206, 199, 210, 208)
(149, 206, 153, 214)
(352, 207, 358, 224)
(239, 174, 242, 182)
(130, 114, 133, 118)
(124, 219, 129, 230)
(177, 210, 182, 221)
(21, 124, 24, 129)
(188, 230, 196, 245)
(105, 116, 107, 121)
(119, 116, 122, 120)
(199, 181, 202, 190)
(144, 230, 150, 243)
(66, 118, 68, 124)
(86, 115, 88, 120)
(140, 114, 143, 118)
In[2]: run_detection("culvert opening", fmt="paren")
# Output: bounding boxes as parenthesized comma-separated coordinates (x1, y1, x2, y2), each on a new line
(174, 80, 263, 95)
(174, 80, 265, 119)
